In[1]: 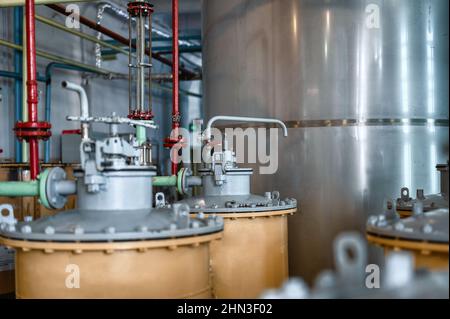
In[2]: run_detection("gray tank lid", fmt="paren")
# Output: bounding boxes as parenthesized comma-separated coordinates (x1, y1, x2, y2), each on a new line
(0, 205, 223, 242)
(178, 192, 297, 213)
(366, 208, 449, 243)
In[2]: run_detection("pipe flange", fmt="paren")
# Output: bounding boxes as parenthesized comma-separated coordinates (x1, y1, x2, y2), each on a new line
(45, 167, 68, 209)
(38, 168, 51, 209)
(177, 167, 190, 195)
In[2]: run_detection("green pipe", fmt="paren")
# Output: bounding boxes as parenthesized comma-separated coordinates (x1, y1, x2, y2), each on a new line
(136, 126, 146, 146)
(152, 175, 177, 187)
(0, 181, 39, 197)
(35, 15, 129, 56)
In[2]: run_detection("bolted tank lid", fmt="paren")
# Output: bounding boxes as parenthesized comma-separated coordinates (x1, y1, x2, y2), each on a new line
(178, 191, 297, 214)
(366, 205, 449, 243)
(0, 202, 223, 242)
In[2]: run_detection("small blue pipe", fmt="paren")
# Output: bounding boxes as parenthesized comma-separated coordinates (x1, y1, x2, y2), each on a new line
(14, 7, 22, 163)
(0, 70, 46, 82)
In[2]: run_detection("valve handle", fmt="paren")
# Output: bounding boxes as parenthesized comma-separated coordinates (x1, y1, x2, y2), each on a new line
(67, 113, 158, 129)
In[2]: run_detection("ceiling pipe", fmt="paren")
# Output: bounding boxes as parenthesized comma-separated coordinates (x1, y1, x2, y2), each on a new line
(46, 3, 199, 80)
(0, 0, 90, 6)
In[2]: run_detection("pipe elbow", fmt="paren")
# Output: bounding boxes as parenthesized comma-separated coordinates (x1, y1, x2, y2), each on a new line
(61, 81, 89, 118)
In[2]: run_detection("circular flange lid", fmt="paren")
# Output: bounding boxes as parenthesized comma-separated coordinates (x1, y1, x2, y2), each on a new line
(178, 192, 297, 213)
(366, 208, 449, 243)
(0, 205, 223, 242)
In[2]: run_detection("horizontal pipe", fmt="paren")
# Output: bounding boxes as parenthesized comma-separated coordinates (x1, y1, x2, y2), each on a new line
(0, 38, 112, 75)
(101, 45, 202, 55)
(0, 70, 46, 82)
(0, 0, 90, 6)
(152, 175, 177, 187)
(104, 35, 202, 46)
(35, 15, 129, 56)
(0, 181, 39, 197)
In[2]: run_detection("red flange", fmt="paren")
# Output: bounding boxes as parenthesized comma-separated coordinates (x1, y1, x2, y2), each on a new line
(163, 136, 186, 149)
(14, 121, 52, 141)
(62, 129, 81, 135)
(127, 1, 154, 17)
(127, 110, 154, 121)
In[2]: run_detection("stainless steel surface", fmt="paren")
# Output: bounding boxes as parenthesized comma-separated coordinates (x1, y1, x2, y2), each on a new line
(202, 0, 449, 281)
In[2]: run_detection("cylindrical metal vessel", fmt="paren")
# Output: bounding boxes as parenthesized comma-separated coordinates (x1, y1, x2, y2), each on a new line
(0, 122, 225, 299)
(209, 210, 292, 298)
(203, 0, 449, 281)
(179, 160, 297, 298)
(1, 234, 220, 299)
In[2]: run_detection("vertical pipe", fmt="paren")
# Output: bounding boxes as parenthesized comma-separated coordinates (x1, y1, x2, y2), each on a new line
(44, 74, 51, 162)
(148, 12, 152, 115)
(14, 7, 22, 163)
(21, 9, 28, 163)
(171, 0, 179, 174)
(25, 0, 39, 179)
(128, 17, 132, 116)
(138, 11, 145, 111)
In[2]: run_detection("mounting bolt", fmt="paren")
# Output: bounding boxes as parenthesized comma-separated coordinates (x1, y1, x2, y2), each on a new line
(137, 225, 148, 232)
(24, 216, 33, 222)
(367, 215, 378, 226)
(422, 224, 433, 234)
(394, 222, 405, 231)
(21, 225, 32, 234)
(44, 226, 55, 235)
(74, 226, 84, 235)
(105, 226, 116, 234)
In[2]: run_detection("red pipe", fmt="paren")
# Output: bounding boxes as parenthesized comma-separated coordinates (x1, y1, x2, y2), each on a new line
(26, 0, 39, 179)
(171, 0, 180, 175)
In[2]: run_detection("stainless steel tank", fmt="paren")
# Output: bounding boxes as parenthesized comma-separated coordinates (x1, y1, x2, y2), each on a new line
(202, 0, 449, 281)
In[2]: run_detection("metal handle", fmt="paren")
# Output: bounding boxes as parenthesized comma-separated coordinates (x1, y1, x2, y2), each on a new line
(67, 113, 158, 129)
(204, 115, 288, 141)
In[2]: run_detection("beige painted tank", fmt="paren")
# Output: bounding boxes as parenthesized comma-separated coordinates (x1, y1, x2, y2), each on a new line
(0, 246, 14, 296)
(0, 116, 225, 299)
(0, 163, 77, 297)
(0, 233, 221, 299)
(208, 209, 295, 298)
(177, 143, 297, 298)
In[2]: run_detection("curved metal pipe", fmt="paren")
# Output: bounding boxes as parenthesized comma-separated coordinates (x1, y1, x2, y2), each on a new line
(205, 116, 289, 141)
(61, 81, 90, 140)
